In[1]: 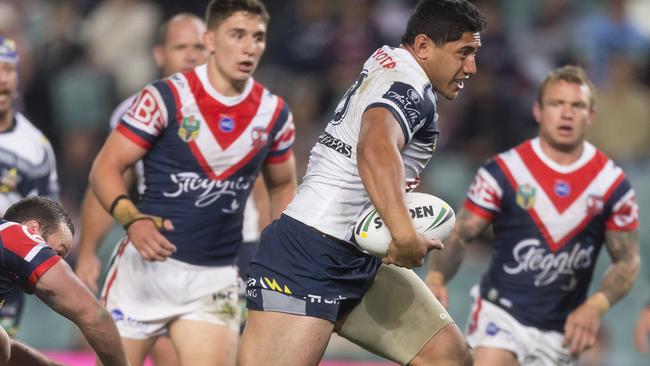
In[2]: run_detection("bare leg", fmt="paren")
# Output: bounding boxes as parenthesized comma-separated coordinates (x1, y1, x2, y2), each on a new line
(473, 347, 519, 366)
(237, 310, 334, 366)
(168, 319, 238, 366)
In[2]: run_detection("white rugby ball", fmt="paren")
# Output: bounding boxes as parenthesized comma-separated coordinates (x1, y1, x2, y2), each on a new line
(353, 192, 455, 256)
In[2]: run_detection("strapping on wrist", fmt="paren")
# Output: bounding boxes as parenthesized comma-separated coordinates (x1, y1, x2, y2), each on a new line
(586, 291, 611, 315)
(110, 195, 140, 227)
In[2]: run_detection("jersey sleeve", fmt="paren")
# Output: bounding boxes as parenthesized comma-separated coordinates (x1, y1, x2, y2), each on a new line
(464, 160, 504, 221)
(116, 81, 171, 150)
(0, 223, 61, 293)
(364, 79, 436, 144)
(266, 98, 295, 164)
(605, 178, 639, 231)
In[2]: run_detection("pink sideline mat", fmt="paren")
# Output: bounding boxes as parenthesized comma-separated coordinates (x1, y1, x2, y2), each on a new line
(42, 351, 396, 366)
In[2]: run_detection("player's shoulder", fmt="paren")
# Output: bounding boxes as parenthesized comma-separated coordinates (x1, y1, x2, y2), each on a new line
(13, 112, 51, 145)
(0, 220, 47, 255)
(365, 46, 429, 86)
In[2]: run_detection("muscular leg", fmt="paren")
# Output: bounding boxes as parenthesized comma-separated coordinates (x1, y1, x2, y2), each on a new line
(473, 347, 518, 366)
(168, 319, 238, 366)
(151, 335, 180, 366)
(238, 310, 334, 366)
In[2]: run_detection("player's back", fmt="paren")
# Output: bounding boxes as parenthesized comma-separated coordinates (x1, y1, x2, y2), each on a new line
(285, 46, 439, 241)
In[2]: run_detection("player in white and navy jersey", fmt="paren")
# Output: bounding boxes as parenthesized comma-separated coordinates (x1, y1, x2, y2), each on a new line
(0, 197, 128, 365)
(427, 65, 640, 366)
(239, 1, 485, 365)
(0, 36, 59, 339)
(89, 1, 297, 365)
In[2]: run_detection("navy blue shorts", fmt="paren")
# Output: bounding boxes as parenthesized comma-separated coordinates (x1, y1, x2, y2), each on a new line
(245, 214, 381, 322)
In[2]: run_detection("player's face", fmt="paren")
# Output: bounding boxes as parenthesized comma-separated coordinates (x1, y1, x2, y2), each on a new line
(44, 222, 73, 258)
(204, 11, 267, 87)
(155, 18, 208, 77)
(0, 61, 17, 116)
(425, 32, 481, 100)
(534, 80, 594, 151)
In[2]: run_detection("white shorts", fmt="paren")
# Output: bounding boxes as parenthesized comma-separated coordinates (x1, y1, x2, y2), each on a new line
(100, 238, 241, 340)
(465, 286, 575, 366)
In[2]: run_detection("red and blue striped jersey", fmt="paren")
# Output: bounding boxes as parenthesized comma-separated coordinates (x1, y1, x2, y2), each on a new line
(465, 138, 638, 331)
(0, 220, 60, 297)
(117, 64, 295, 266)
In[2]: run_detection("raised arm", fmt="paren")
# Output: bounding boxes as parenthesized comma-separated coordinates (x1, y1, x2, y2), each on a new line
(358, 108, 442, 269)
(425, 208, 491, 307)
(563, 228, 640, 356)
(35, 260, 129, 366)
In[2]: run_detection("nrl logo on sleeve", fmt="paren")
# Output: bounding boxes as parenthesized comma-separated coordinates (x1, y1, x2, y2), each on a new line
(516, 184, 536, 209)
(178, 116, 201, 142)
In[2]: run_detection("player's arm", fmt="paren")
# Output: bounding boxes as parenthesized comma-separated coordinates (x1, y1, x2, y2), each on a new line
(90, 131, 175, 261)
(564, 228, 640, 355)
(425, 208, 491, 307)
(251, 175, 271, 231)
(34, 260, 129, 366)
(358, 108, 442, 269)
(76, 168, 135, 293)
(634, 302, 650, 354)
(262, 154, 297, 220)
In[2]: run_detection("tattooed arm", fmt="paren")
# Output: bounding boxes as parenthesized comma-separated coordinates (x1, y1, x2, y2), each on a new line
(563, 229, 641, 356)
(425, 208, 491, 307)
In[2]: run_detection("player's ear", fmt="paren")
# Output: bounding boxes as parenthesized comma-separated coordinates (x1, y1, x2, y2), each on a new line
(203, 31, 216, 54)
(23, 220, 40, 235)
(411, 34, 432, 60)
(153, 45, 165, 68)
(532, 102, 542, 125)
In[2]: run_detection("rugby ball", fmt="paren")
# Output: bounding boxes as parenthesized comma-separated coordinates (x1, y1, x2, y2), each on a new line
(353, 192, 455, 256)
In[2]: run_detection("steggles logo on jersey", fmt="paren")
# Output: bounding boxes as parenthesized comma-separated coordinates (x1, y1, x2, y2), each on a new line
(503, 239, 594, 287)
(163, 172, 252, 207)
(516, 184, 536, 209)
(178, 116, 201, 142)
(554, 180, 570, 197)
(0, 168, 19, 193)
(218, 115, 235, 133)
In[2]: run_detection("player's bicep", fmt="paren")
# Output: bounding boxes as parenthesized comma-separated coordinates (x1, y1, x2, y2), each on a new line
(604, 229, 640, 264)
(35, 260, 98, 321)
(262, 154, 297, 193)
(359, 107, 406, 153)
(94, 131, 148, 175)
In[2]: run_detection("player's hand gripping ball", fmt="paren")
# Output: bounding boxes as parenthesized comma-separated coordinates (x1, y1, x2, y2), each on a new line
(354, 192, 455, 256)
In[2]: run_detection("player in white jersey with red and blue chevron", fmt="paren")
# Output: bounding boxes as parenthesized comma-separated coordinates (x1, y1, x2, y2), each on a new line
(89, 1, 297, 365)
(427, 65, 640, 366)
(239, 1, 485, 365)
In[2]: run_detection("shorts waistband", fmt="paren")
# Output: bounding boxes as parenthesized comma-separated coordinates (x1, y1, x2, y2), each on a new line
(281, 214, 364, 254)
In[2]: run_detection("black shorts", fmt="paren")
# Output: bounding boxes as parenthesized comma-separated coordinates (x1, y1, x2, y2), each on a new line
(246, 214, 381, 322)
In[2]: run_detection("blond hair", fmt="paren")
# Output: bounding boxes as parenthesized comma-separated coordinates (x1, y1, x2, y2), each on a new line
(537, 65, 596, 110)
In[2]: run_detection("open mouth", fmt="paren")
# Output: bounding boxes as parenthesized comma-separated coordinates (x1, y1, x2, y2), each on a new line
(238, 61, 254, 73)
(558, 126, 573, 135)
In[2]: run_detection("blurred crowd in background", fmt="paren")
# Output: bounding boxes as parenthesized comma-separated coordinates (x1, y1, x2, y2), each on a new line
(1, 0, 650, 364)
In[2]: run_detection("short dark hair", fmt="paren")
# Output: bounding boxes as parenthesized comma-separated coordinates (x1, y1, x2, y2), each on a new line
(401, 0, 486, 46)
(156, 13, 205, 46)
(205, 0, 269, 31)
(4, 197, 74, 239)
